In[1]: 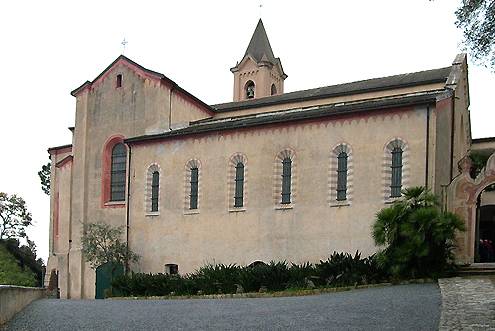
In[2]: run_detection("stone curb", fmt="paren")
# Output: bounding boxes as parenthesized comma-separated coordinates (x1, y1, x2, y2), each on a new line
(109, 278, 435, 300)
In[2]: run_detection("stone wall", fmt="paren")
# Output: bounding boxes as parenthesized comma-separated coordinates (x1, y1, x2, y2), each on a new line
(0, 285, 45, 325)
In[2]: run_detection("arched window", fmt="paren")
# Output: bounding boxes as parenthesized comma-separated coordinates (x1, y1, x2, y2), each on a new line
(337, 151, 348, 201)
(245, 80, 255, 99)
(190, 167, 199, 209)
(110, 143, 127, 201)
(390, 146, 403, 197)
(383, 138, 408, 202)
(116, 74, 122, 88)
(271, 83, 277, 95)
(330, 143, 353, 206)
(234, 162, 245, 207)
(281, 157, 292, 204)
(145, 164, 161, 214)
(151, 171, 159, 212)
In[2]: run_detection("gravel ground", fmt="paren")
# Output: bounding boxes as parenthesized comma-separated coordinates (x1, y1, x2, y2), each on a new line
(6, 284, 440, 331)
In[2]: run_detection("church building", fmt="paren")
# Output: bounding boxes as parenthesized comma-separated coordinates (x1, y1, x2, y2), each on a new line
(46, 19, 493, 299)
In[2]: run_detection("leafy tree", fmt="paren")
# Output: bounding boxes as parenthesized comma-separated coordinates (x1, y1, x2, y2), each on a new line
(372, 187, 465, 278)
(38, 162, 51, 195)
(81, 222, 139, 270)
(0, 192, 33, 240)
(0, 242, 37, 286)
(455, 0, 495, 68)
(2, 238, 45, 286)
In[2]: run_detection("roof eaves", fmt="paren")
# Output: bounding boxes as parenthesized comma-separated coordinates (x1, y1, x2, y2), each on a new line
(472, 137, 495, 144)
(48, 144, 73, 156)
(213, 67, 451, 112)
(126, 91, 441, 145)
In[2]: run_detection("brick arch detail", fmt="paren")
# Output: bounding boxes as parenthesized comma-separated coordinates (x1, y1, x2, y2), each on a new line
(329, 142, 354, 206)
(184, 159, 202, 211)
(101, 134, 126, 208)
(145, 163, 161, 213)
(227, 153, 248, 209)
(382, 137, 410, 202)
(273, 148, 296, 206)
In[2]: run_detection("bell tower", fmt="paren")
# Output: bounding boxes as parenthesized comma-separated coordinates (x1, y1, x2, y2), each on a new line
(231, 19, 287, 102)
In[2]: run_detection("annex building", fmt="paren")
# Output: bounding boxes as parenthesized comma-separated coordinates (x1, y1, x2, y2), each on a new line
(46, 19, 495, 299)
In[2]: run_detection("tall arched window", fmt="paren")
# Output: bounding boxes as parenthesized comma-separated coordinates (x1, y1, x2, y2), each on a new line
(234, 162, 245, 207)
(271, 83, 277, 95)
(281, 157, 292, 204)
(245, 80, 255, 99)
(190, 167, 199, 209)
(110, 143, 127, 201)
(336, 151, 348, 201)
(390, 147, 403, 197)
(330, 143, 353, 206)
(151, 171, 159, 212)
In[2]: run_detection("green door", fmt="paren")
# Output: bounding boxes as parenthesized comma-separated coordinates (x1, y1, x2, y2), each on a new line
(95, 262, 124, 299)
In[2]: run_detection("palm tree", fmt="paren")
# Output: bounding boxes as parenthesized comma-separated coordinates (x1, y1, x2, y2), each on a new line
(372, 186, 464, 278)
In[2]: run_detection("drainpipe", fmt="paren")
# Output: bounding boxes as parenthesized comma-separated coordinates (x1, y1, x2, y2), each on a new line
(450, 95, 455, 181)
(169, 85, 174, 130)
(425, 105, 430, 189)
(125, 143, 132, 274)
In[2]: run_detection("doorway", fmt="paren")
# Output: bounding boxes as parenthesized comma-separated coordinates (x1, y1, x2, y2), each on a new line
(95, 262, 124, 299)
(475, 184, 495, 263)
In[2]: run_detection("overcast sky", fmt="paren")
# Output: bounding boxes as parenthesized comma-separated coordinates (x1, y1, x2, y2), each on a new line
(0, 0, 493, 262)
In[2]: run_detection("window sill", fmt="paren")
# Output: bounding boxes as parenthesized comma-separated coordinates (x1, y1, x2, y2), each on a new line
(146, 212, 160, 217)
(275, 204, 294, 210)
(384, 196, 401, 204)
(229, 207, 246, 213)
(184, 210, 200, 215)
(103, 201, 126, 208)
(330, 200, 350, 207)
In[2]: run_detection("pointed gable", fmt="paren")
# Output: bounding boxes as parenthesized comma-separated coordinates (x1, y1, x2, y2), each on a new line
(244, 19, 276, 63)
(232, 19, 286, 78)
(70, 55, 214, 115)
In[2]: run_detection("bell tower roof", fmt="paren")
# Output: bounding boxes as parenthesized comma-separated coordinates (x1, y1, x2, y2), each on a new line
(244, 19, 276, 63)
(232, 19, 287, 78)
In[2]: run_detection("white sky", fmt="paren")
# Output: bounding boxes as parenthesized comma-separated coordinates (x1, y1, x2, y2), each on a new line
(0, 1, 494, 262)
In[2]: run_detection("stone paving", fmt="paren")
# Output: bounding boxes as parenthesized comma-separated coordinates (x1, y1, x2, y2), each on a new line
(5, 284, 440, 331)
(438, 276, 495, 330)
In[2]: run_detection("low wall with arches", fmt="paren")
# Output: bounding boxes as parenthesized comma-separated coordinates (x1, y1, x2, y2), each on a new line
(447, 152, 495, 264)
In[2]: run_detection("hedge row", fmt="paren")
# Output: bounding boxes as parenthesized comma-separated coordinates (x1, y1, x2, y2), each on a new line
(111, 251, 388, 297)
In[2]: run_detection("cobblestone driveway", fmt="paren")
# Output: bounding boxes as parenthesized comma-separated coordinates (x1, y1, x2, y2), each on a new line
(6, 284, 440, 331)
(438, 276, 495, 330)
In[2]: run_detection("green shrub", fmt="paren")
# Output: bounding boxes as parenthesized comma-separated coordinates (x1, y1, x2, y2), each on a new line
(316, 251, 384, 287)
(238, 261, 291, 292)
(287, 262, 317, 288)
(372, 186, 465, 279)
(193, 264, 240, 294)
(112, 252, 387, 297)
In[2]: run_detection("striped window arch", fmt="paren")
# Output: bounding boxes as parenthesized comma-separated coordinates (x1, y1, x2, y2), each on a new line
(329, 143, 353, 206)
(383, 138, 409, 202)
(184, 159, 201, 211)
(145, 164, 161, 214)
(228, 154, 248, 209)
(274, 149, 296, 206)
